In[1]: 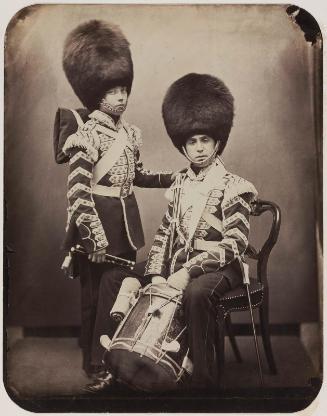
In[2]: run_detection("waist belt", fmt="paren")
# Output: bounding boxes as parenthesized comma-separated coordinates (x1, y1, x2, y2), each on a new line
(92, 184, 133, 198)
(193, 239, 219, 252)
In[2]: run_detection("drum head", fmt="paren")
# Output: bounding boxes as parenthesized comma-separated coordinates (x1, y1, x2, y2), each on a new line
(105, 349, 181, 392)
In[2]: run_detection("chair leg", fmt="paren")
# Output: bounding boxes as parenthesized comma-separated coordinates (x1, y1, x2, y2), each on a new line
(225, 314, 242, 363)
(259, 299, 277, 374)
(216, 308, 225, 388)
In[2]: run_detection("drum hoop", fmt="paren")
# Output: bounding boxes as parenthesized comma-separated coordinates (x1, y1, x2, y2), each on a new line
(141, 284, 183, 304)
(109, 337, 184, 379)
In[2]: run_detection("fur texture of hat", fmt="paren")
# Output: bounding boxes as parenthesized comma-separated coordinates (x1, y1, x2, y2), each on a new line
(63, 20, 133, 111)
(162, 73, 234, 154)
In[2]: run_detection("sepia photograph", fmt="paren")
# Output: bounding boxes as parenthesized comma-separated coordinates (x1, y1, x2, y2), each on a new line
(3, 2, 323, 413)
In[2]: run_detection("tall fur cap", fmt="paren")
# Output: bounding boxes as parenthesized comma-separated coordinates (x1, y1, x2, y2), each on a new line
(63, 20, 133, 111)
(162, 73, 234, 154)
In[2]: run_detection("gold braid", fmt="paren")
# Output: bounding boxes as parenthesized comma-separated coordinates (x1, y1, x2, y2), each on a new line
(168, 173, 185, 259)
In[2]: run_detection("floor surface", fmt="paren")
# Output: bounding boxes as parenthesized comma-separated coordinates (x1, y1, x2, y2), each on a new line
(5, 334, 321, 413)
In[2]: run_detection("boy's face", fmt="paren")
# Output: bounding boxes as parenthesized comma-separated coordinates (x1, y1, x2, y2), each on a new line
(100, 86, 128, 116)
(185, 134, 216, 163)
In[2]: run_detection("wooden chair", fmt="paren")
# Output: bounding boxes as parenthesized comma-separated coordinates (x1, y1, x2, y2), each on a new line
(215, 199, 281, 385)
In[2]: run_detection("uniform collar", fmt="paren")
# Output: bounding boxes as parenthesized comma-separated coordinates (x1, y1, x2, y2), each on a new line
(185, 157, 227, 181)
(89, 110, 125, 131)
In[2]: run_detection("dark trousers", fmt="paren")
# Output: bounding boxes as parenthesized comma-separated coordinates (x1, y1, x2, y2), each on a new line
(183, 266, 242, 389)
(77, 252, 136, 374)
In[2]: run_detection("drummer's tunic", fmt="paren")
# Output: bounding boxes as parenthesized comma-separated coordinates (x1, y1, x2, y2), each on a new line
(55, 108, 173, 374)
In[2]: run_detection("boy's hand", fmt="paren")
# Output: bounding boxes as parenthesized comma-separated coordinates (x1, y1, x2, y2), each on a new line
(171, 172, 178, 181)
(88, 248, 106, 263)
(171, 167, 188, 181)
(167, 268, 190, 291)
(151, 275, 167, 284)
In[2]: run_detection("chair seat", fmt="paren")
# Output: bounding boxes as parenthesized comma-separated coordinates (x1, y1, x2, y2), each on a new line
(219, 278, 264, 314)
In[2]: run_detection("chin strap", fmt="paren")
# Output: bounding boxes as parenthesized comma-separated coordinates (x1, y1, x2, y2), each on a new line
(99, 99, 126, 116)
(182, 141, 221, 168)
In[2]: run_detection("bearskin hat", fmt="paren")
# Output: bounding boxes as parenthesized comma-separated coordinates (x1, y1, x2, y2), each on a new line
(63, 20, 133, 111)
(162, 73, 234, 154)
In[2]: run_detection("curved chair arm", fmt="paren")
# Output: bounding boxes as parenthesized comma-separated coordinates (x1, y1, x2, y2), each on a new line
(251, 199, 281, 285)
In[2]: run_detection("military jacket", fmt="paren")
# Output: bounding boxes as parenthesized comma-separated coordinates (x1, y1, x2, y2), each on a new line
(62, 110, 173, 255)
(145, 158, 258, 279)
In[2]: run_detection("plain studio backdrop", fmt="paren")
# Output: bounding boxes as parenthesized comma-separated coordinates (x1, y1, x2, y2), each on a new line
(4, 4, 320, 330)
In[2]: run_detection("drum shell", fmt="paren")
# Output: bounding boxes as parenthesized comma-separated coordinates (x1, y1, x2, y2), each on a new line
(104, 284, 189, 392)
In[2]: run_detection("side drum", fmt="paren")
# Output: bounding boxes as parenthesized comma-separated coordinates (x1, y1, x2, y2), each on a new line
(102, 283, 192, 392)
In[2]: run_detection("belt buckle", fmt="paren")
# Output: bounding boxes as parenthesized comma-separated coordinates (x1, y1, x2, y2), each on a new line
(120, 184, 132, 198)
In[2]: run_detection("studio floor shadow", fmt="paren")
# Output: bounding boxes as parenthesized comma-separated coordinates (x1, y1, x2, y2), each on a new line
(4, 334, 321, 413)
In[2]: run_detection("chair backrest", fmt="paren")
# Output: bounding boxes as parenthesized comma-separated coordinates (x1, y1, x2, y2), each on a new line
(246, 199, 281, 286)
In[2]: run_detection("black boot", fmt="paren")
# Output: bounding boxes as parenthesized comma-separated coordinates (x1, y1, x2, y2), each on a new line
(83, 371, 115, 393)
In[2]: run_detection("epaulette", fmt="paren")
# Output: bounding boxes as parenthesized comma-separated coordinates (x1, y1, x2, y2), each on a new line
(222, 174, 258, 207)
(63, 121, 99, 163)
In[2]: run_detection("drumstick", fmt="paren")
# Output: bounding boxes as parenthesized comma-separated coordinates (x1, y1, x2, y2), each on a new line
(71, 245, 135, 269)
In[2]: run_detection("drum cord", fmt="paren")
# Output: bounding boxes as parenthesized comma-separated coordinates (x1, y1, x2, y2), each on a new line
(132, 286, 156, 348)
(132, 314, 152, 348)
(156, 296, 187, 365)
(173, 325, 187, 342)
(131, 292, 181, 352)
(157, 298, 178, 362)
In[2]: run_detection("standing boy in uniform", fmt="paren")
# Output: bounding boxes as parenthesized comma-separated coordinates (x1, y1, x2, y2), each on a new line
(54, 20, 175, 387)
